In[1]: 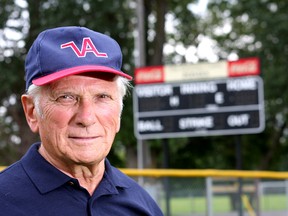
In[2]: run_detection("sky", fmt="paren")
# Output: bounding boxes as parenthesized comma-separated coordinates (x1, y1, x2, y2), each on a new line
(189, 0, 209, 16)
(164, 0, 221, 64)
(165, 0, 239, 64)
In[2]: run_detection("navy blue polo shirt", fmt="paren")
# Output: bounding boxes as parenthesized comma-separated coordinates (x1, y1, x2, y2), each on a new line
(0, 143, 163, 216)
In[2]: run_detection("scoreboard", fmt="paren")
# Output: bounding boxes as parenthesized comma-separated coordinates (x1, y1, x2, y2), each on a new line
(133, 76, 265, 139)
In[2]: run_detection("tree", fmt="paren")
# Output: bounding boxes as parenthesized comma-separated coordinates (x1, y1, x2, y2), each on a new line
(204, 0, 288, 170)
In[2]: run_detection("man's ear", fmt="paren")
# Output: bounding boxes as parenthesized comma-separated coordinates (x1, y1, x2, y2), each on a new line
(116, 117, 121, 133)
(21, 95, 39, 133)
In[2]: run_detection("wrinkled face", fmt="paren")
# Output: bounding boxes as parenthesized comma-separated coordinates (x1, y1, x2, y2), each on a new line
(24, 74, 122, 166)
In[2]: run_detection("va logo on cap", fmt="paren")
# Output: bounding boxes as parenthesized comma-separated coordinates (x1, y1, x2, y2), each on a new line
(61, 37, 108, 58)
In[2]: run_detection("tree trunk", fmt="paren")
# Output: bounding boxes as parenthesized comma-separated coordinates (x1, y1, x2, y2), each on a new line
(151, 0, 166, 66)
(258, 120, 286, 170)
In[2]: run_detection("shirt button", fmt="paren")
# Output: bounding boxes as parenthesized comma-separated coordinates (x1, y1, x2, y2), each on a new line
(68, 181, 75, 186)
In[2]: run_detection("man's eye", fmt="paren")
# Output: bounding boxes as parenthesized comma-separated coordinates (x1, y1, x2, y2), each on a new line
(98, 94, 112, 99)
(56, 95, 77, 103)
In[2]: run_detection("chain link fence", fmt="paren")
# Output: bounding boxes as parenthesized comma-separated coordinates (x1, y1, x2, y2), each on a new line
(121, 169, 288, 216)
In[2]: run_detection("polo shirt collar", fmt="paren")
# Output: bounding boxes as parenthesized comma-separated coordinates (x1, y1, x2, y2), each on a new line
(21, 143, 71, 194)
(20, 143, 130, 195)
(100, 159, 130, 192)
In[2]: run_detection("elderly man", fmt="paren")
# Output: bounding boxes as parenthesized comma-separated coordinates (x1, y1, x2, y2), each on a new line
(0, 26, 163, 216)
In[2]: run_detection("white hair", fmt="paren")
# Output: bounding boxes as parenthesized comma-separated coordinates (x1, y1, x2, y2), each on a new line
(26, 75, 132, 115)
(117, 76, 132, 99)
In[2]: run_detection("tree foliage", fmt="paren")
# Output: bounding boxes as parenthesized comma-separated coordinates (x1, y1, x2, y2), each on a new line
(139, 0, 288, 171)
(204, 0, 288, 170)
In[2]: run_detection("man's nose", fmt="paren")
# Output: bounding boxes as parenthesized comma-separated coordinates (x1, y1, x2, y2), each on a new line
(75, 99, 97, 128)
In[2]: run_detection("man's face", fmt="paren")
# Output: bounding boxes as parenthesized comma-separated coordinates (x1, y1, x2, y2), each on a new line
(27, 74, 122, 166)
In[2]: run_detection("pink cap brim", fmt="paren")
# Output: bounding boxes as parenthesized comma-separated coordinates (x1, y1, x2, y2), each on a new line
(32, 65, 132, 86)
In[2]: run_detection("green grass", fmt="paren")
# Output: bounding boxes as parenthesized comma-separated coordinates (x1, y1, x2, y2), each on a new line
(260, 194, 288, 211)
(160, 194, 288, 215)
(161, 196, 231, 214)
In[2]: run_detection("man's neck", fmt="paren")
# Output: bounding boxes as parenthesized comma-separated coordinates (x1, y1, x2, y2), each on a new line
(38, 145, 105, 196)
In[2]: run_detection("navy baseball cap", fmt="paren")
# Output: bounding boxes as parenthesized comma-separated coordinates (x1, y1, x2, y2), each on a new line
(25, 26, 132, 90)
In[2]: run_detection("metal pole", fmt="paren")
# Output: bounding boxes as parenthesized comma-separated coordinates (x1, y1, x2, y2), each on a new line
(206, 177, 213, 216)
(135, 0, 146, 187)
(137, 139, 144, 186)
(235, 135, 243, 216)
(285, 180, 288, 216)
(163, 139, 171, 216)
(135, 0, 146, 67)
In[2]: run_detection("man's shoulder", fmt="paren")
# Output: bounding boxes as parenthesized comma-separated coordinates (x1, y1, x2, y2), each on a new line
(109, 166, 155, 197)
(105, 166, 164, 215)
(0, 161, 26, 186)
(109, 165, 140, 187)
(0, 161, 21, 175)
